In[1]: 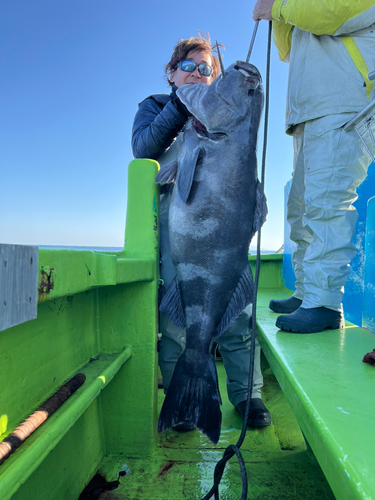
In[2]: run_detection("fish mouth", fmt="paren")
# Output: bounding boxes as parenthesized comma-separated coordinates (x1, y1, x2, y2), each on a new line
(234, 60, 262, 87)
(193, 118, 227, 141)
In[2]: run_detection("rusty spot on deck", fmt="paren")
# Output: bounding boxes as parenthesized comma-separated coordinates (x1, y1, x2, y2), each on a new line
(153, 214, 158, 233)
(38, 267, 55, 298)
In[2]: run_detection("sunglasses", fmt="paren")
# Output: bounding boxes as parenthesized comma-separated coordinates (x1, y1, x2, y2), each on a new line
(176, 60, 213, 77)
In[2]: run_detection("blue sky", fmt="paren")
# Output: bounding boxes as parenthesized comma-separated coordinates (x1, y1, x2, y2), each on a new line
(1, 0, 293, 251)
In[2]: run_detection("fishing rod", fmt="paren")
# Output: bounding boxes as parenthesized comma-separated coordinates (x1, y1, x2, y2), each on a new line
(246, 20, 260, 63)
(202, 20, 272, 500)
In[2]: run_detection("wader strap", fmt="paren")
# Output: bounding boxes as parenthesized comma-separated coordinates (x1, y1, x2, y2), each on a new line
(342, 36, 374, 100)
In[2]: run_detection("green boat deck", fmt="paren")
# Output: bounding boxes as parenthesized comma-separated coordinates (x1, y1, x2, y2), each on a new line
(256, 287, 375, 500)
(1, 159, 375, 499)
(97, 354, 334, 500)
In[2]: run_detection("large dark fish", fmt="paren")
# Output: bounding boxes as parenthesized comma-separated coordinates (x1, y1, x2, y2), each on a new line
(155, 61, 266, 444)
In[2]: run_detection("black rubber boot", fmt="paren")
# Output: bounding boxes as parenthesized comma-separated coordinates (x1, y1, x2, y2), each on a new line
(269, 296, 302, 314)
(276, 306, 344, 334)
(235, 398, 271, 428)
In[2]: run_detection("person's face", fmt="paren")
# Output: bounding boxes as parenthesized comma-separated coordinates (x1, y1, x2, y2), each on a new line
(170, 49, 215, 88)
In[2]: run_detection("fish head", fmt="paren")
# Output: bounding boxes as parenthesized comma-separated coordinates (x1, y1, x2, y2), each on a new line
(176, 61, 263, 134)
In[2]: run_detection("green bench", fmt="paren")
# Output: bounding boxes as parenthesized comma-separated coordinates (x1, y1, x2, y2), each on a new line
(253, 268, 375, 500)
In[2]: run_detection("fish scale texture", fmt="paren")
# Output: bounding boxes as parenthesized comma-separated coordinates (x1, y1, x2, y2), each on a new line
(157, 62, 266, 443)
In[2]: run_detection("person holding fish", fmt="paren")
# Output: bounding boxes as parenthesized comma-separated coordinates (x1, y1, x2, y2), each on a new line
(131, 32, 271, 435)
(253, 0, 375, 333)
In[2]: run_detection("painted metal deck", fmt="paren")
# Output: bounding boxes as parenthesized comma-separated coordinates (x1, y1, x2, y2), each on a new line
(97, 359, 334, 499)
(256, 288, 375, 500)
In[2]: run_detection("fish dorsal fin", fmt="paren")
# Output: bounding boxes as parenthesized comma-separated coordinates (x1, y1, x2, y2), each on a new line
(252, 180, 268, 235)
(159, 276, 186, 329)
(177, 146, 204, 203)
(155, 159, 178, 185)
(216, 265, 254, 337)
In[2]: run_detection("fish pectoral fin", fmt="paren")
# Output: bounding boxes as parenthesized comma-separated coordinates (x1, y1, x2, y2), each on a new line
(177, 146, 204, 204)
(252, 181, 268, 235)
(159, 277, 186, 329)
(155, 159, 178, 185)
(216, 265, 254, 337)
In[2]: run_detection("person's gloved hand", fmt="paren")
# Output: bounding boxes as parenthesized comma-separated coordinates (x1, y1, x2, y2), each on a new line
(171, 84, 192, 119)
(253, 0, 275, 21)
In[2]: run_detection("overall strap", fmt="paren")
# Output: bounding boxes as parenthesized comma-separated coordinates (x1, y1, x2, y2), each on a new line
(342, 36, 374, 100)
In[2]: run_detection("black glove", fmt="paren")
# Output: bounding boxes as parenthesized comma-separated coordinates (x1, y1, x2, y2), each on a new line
(170, 84, 192, 119)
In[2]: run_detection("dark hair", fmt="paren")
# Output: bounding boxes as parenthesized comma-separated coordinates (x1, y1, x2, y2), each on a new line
(165, 31, 225, 87)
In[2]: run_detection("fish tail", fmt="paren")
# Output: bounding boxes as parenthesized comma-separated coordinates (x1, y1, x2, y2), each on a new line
(158, 350, 222, 444)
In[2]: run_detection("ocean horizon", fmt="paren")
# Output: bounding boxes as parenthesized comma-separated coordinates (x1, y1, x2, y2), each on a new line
(38, 245, 280, 254)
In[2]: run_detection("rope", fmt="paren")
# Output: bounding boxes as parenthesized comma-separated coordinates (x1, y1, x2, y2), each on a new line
(201, 20, 272, 500)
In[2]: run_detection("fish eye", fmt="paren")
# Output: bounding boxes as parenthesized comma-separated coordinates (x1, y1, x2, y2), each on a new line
(248, 89, 255, 97)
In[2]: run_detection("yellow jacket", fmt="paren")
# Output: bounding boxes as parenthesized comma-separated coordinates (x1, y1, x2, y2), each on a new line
(272, 0, 375, 131)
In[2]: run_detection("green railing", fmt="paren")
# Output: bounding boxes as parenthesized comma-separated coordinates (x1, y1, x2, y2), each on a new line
(0, 159, 160, 500)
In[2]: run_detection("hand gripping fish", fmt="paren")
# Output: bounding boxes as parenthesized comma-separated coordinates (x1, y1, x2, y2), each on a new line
(155, 61, 267, 444)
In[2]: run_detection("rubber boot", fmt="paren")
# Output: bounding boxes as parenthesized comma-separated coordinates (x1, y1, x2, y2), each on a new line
(276, 307, 345, 334)
(235, 398, 271, 428)
(269, 296, 302, 314)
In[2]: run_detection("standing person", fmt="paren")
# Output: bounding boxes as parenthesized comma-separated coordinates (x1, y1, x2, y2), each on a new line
(132, 33, 271, 429)
(253, 0, 375, 333)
